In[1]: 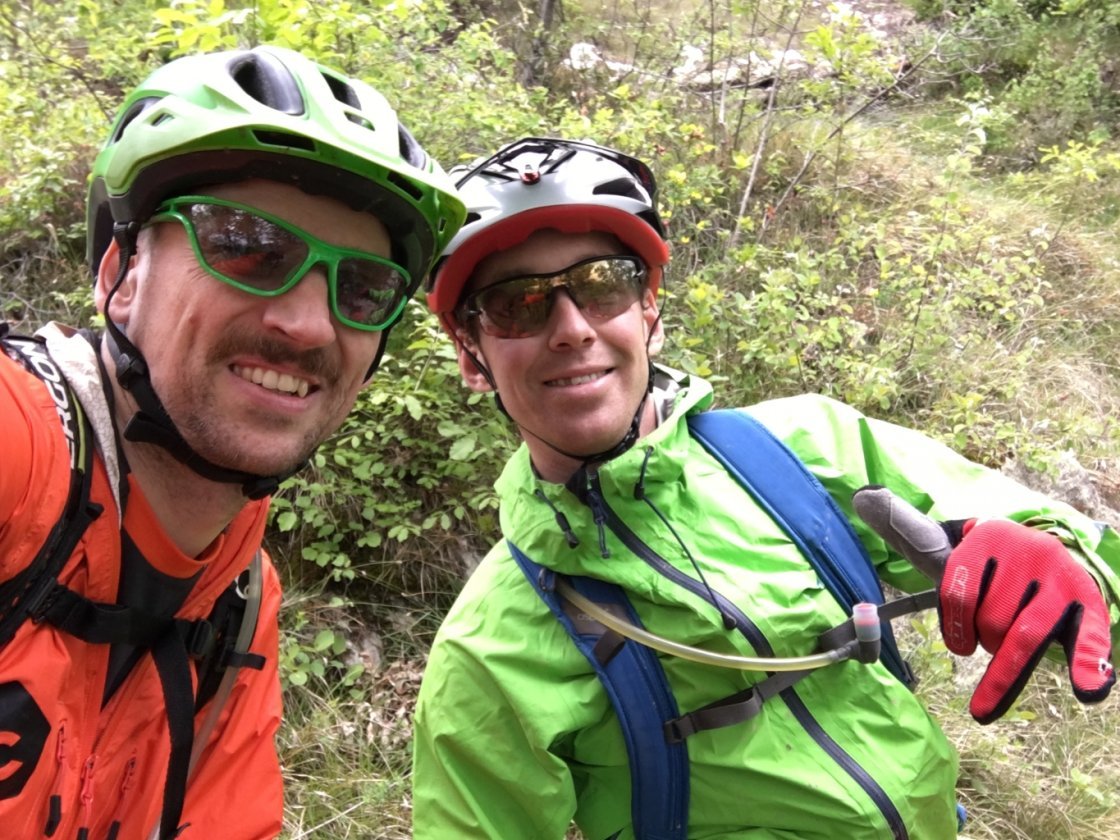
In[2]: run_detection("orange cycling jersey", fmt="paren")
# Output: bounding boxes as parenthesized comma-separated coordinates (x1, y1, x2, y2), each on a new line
(0, 349, 283, 840)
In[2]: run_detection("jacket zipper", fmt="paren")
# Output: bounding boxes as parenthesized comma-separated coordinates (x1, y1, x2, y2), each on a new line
(76, 753, 97, 840)
(105, 755, 136, 840)
(43, 721, 66, 837)
(582, 473, 909, 840)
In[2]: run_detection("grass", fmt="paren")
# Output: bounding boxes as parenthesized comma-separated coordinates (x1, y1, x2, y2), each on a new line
(280, 659, 423, 838)
(902, 611, 1120, 838)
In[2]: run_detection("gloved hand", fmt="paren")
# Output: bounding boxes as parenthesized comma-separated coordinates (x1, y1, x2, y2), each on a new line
(940, 518, 1115, 724)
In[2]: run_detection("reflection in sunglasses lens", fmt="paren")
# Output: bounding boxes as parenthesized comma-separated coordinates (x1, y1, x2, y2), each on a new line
(161, 199, 413, 330)
(468, 257, 645, 338)
(191, 205, 308, 291)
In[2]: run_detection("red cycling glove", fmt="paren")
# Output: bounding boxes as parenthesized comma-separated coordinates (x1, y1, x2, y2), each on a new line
(940, 518, 1115, 724)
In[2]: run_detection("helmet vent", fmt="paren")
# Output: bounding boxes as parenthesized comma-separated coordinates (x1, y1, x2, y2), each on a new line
(387, 171, 424, 201)
(593, 177, 645, 201)
(322, 74, 362, 109)
(397, 125, 428, 169)
(252, 129, 316, 152)
(109, 97, 161, 144)
(345, 113, 375, 132)
(231, 53, 305, 115)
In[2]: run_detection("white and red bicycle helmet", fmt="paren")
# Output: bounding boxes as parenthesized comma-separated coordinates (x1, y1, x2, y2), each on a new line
(426, 137, 670, 335)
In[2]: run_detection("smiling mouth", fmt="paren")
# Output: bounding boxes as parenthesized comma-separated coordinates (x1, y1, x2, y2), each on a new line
(232, 364, 312, 398)
(546, 370, 609, 387)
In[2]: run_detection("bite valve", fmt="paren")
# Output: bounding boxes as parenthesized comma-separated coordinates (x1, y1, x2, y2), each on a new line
(852, 602, 882, 664)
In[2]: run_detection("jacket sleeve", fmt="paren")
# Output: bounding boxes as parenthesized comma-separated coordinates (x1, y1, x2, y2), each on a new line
(748, 394, 1120, 637)
(177, 554, 285, 840)
(412, 566, 583, 840)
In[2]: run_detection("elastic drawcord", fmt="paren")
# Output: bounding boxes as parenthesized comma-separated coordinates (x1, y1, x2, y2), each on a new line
(534, 489, 580, 548)
(633, 447, 736, 630)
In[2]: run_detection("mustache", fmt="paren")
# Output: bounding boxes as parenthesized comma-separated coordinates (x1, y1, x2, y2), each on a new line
(210, 333, 340, 384)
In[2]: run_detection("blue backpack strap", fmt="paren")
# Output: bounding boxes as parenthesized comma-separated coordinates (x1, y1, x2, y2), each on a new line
(687, 408, 914, 685)
(510, 541, 689, 840)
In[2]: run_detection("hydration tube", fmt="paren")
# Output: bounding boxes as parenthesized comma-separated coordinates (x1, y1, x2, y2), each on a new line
(553, 486, 950, 674)
(555, 578, 882, 672)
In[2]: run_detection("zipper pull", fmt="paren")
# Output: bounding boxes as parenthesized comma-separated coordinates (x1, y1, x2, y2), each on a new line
(43, 723, 66, 837)
(76, 753, 97, 840)
(534, 488, 581, 548)
(586, 474, 611, 559)
(105, 756, 136, 840)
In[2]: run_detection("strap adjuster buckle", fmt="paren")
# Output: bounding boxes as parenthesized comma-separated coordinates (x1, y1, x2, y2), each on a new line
(183, 619, 216, 660)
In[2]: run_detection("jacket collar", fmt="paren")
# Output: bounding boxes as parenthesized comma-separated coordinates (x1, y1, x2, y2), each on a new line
(494, 366, 714, 576)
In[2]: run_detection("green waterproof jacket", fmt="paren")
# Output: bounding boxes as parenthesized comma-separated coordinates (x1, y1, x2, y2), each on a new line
(413, 369, 1120, 840)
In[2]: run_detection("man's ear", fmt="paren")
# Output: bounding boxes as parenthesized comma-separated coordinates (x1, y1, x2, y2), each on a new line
(456, 332, 494, 393)
(94, 237, 137, 323)
(643, 290, 665, 356)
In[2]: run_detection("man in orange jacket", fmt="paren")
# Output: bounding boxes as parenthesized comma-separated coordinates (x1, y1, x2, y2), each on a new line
(0, 46, 463, 840)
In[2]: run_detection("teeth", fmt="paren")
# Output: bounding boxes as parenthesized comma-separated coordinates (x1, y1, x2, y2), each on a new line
(549, 372, 604, 387)
(234, 365, 311, 397)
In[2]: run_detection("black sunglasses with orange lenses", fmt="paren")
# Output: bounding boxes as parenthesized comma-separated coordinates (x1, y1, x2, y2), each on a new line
(457, 256, 648, 339)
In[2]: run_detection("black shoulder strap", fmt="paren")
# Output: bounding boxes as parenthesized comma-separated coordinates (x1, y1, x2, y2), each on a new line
(194, 555, 266, 711)
(0, 331, 103, 645)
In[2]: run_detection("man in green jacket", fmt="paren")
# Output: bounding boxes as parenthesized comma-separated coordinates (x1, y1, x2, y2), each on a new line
(413, 137, 1118, 839)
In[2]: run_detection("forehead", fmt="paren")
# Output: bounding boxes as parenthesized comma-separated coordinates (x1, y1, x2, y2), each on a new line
(470, 229, 627, 291)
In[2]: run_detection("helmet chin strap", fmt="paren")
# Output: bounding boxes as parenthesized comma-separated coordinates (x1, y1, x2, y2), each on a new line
(460, 314, 661, 473)
(103, 222, 303, 500)
(500, 363, 652, 469)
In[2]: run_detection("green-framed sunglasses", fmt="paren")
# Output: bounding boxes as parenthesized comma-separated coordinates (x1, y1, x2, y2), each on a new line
(148, 195, 415, 331)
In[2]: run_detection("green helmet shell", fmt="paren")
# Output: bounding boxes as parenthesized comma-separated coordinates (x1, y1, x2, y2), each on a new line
(87, 45, 465, 293)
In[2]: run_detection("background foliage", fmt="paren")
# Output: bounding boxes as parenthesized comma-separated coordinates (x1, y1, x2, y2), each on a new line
(3, 0, 1119, 836)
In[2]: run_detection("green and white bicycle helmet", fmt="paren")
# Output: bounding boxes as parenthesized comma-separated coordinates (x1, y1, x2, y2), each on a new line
(87, 46, 466, 499)
(426, 137, 669, 336)
(87, 45, 465, 292)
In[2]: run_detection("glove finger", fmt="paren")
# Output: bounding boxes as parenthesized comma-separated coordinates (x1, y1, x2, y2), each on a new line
(1063, 595, 1116, 702)
(939, 556, 993, 656)
(974, 579, 1038, 655)
(969, 599, 1066, 724)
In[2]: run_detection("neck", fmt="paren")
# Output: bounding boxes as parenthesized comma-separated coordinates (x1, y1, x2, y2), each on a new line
(103, 342, 251, 558)
(527, 397, 660, 484)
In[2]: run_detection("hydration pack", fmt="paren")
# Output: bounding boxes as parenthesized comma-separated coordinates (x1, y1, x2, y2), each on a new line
(512, 408, 938, 840)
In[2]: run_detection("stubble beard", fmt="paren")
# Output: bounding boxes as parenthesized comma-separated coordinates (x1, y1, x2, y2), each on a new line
(164, 332, 346, 478)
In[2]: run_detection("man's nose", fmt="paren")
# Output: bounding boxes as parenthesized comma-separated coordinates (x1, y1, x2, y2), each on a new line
(259, 265, 336, 347)
(546, 288, 595, 348)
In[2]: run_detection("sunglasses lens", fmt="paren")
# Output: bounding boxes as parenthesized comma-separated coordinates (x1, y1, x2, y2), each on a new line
(186, 204, 307, 291)
(336, 259, 409, 328)
(570, 259, 644, 317)
(470, 257, 645, 339)
(471, 279, 549, 338)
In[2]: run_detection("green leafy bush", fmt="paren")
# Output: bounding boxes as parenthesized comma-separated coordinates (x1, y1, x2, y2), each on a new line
(5, 2, 1120, 835)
